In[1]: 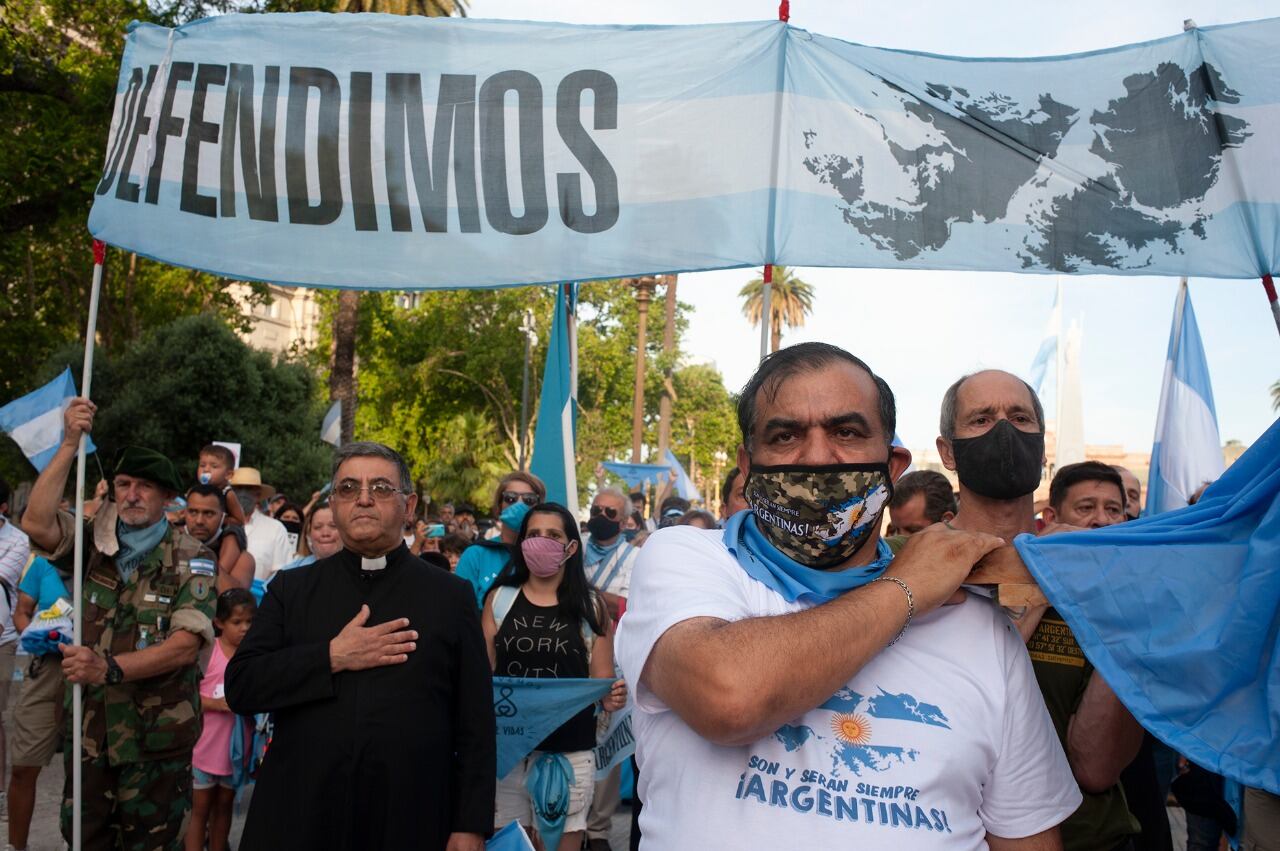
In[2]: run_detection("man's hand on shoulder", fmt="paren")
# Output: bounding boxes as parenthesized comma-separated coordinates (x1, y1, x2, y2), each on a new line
(885, 523, 1005, 615)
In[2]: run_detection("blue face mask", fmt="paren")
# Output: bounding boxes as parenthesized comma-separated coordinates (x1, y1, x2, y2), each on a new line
(500, 499, 532, 532)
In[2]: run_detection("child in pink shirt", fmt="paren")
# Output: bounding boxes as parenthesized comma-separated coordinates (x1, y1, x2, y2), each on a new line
(185, 588, 255, 851)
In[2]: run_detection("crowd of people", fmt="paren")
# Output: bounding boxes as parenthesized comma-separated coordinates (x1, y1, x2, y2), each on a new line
(0, 340, 1273, 850)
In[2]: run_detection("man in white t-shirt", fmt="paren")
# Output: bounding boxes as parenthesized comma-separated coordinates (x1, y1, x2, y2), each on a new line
(616, 342, 1081, 850)
(229, 468, 295, 581)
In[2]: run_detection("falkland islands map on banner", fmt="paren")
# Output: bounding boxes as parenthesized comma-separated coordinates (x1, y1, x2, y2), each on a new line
(87, 14, 1280, 288)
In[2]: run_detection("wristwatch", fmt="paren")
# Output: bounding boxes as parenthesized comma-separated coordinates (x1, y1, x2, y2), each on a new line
(104, 653, 124, 686)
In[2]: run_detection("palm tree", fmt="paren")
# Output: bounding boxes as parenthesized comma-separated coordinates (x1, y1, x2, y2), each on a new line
(739, 265, 815, 353)
(328, 0, 465, 443)
(1271, 378, 1280, 412)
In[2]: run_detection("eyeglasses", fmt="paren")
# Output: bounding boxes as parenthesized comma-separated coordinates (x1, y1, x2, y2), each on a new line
(589, 505, 620, 520)
(331, 480, 407, 502)
(501, 491, 540, 507)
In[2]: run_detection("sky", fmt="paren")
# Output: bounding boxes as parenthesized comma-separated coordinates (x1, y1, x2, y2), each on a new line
(471, 0, 1280, 453)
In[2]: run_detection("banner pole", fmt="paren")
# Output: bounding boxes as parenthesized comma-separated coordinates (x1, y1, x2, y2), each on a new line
(759, 1, 790, 362)
(72, 239, 105, 851)
(1262, 275, 1280, 339)
(759, 264, 773, 360)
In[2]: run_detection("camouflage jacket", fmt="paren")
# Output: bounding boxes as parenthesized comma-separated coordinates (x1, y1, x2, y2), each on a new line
(49, 508, 216, 765)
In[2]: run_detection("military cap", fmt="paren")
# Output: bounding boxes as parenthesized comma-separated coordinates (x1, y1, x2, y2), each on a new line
(113, 446, 185, 494)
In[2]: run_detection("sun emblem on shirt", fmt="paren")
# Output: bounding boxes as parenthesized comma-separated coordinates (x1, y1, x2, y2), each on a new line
(830, 713, 872, 745)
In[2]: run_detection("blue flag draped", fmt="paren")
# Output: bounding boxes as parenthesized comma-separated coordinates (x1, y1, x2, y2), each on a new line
(487, 821, 536, 851)
(530, 284, 578, 512)
(493, 677, 611, 778)
(1014, 417, 1280, 793)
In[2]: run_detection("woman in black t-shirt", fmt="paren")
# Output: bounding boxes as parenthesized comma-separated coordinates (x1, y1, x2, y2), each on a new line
(482, 502, 627, 851)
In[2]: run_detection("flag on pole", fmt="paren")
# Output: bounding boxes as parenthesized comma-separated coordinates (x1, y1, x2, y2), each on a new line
(1028, 280, 1061, 396)
(601, 462, 669, 489)
(1145, 281, 1224, 515)
(531, 284, 579, 512)
(663, 449, 702, 501)
(1014, 414, 1280, 793)
(320, 401, 342, 447)
(0, 368, 96, 472)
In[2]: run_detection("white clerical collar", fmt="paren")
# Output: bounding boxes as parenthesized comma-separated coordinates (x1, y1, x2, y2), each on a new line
(361, 555, 388, 572)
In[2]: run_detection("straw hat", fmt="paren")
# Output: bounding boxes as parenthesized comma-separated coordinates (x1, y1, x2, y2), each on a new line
(228, 467, 277, 500)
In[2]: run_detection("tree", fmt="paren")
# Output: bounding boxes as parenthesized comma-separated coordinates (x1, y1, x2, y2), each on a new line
(739, 265, 815, 353)
(0, 315, 332, 496)
(1272, 378, 1279, 412)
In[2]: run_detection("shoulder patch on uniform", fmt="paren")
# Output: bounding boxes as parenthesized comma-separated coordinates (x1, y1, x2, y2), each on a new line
(190, 575, 213, 601)
(188, 558, 216, 577)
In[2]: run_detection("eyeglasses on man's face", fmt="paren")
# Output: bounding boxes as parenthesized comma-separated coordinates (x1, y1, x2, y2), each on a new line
(589, 504, 620, 520)
(331, 479, 407, 502)
(501, 490, 539, 507)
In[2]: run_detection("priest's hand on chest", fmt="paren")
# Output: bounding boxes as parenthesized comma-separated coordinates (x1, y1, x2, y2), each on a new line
(328, 604, 419, 673)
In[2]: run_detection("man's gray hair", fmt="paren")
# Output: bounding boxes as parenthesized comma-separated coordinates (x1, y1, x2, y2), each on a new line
(331, 442, 413, 492)
(939, 372, 1045, 440)
(595, 485, 629, 505)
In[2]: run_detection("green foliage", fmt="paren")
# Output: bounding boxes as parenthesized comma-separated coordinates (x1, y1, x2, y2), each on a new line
(1, 0, 268, 405)
(0, 315, 331, 497)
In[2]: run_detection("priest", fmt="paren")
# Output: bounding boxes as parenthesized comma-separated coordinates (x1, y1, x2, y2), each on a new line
(226, 442, 494, 851)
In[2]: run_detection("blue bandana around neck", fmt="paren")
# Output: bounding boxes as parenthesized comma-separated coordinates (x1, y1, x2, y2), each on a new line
(723, 510, 893, 605)
(115, 517, 168, 582)
(584, 535, 623, 567)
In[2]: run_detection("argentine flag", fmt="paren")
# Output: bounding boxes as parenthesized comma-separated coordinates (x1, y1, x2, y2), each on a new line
(664, 449, 702, 501)
(320, 400, 342, 447)
(1027, 281, 1061, 396)
(530, 284, 579, 513)
(0, 368, 96, 472)
(1145, 281, 1223, 515)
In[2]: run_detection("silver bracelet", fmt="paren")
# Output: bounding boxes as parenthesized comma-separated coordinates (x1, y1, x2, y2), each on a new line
(872, 576, 914, 646)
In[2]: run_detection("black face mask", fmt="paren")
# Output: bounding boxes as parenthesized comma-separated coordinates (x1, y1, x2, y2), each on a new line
(586, 514, 621, 541)
(282, 520, 303, 537)
(950, 419, 1044, 500)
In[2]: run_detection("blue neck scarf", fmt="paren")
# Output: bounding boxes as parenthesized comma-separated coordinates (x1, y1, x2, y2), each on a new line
(584, 535, 623, 567)
(723, 510, 893, 605)
(115, 517, 168, 582)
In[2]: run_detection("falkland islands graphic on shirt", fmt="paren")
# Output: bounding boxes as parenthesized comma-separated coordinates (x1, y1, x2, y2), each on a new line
(735, 686, 956, 833)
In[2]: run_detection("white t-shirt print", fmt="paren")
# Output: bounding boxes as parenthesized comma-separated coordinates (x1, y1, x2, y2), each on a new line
(615, 526, 1081, 850)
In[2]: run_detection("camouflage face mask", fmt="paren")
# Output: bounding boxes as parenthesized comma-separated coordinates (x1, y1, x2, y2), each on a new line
(744, 463, 894, 568)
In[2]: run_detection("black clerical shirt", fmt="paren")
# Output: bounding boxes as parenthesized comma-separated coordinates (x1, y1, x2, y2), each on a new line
(226, 544, 495, 850)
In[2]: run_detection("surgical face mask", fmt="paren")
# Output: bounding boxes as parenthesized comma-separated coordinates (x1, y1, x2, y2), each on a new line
(949, 419, 1044, 500)
(744, 462, 893, 568)
(586, 514, 621, 542)
(235, 490, 258, 515)
(623, 529, 639, 542)
(521, 536, 570, 578)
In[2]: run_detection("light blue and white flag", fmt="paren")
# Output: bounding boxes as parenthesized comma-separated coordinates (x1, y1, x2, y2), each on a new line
(487, 821, 536, 851)
(0, 368, 96, 472)
(592, 705, 635, 781)
(493, 677, 612, 778)
(320, 400, 341, 447)
(530, 284, 578, 512)
(1145, 281, 1223, 515)
(601, 461, 668, 489)
(1015, 414, 1280, 793)
(1028, 281, 1061, 395)
(87, 14, 1280, 288)
(663, 449, 701, 502)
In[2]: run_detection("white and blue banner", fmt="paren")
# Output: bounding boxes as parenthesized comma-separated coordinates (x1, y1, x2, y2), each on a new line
(88, 13, 1280, 289)
(0, 368, 97, 472)
(663, 448, 701, 502)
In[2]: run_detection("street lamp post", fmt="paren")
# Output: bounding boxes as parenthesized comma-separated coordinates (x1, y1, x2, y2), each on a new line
(712, 449, 728, 515)
(630, 276, 657, 463)
(518, 308, 537, 470)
